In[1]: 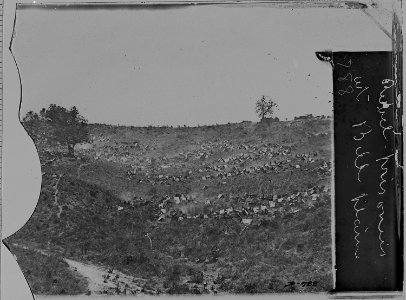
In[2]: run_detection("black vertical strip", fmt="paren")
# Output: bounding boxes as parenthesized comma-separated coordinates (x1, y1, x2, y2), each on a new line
(333, 52, 402, 291)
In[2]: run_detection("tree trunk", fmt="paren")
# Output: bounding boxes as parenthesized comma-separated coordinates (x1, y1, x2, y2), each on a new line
(67, 143, 75, 157)
(260, 110, 266, 121)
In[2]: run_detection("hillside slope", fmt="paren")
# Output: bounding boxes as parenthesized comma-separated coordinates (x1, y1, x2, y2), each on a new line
(7, 117, 333, 294)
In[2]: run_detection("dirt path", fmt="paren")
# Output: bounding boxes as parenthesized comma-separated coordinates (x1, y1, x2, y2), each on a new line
(64, 258, 150, 295)
(53, 174, 64, 219)
(12, 243, 152, 295)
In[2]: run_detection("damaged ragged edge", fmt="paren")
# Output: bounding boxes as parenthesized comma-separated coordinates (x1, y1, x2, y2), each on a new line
(391, 9, 404, 262)
(9, 7, 22, 122)
(5, 4, 44, 246)
(3, 3, 38, 300)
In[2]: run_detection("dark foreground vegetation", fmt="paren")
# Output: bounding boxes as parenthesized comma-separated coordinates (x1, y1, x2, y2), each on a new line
(8, 245, 88, 295)
(6, 115, 333, 294)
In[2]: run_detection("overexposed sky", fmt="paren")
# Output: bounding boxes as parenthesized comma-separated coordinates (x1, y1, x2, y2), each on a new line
(13, 4, 391, 126)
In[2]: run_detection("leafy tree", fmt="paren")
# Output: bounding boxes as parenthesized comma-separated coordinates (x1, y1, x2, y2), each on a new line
(23, 110, 39, 122)
(255, 96, 278, 121)
(23, 105, 89, 156)
(44, 105, 89, 156)
(22, 110, 53, 144)
(22, 110, 41, 137)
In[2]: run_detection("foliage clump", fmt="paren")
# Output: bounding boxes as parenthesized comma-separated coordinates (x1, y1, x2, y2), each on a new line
(23, 105, 89, 156)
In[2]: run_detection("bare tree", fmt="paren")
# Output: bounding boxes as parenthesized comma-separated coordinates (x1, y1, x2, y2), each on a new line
(255, 95, 278, 121)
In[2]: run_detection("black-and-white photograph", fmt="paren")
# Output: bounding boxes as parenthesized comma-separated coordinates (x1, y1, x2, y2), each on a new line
(2, 1, 395, 298)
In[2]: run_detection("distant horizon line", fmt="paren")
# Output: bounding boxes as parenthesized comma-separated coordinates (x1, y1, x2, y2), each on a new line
(86, 115, 333, 128)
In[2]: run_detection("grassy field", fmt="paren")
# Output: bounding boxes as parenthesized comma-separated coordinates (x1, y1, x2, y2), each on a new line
(6, 117, 333, 294)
